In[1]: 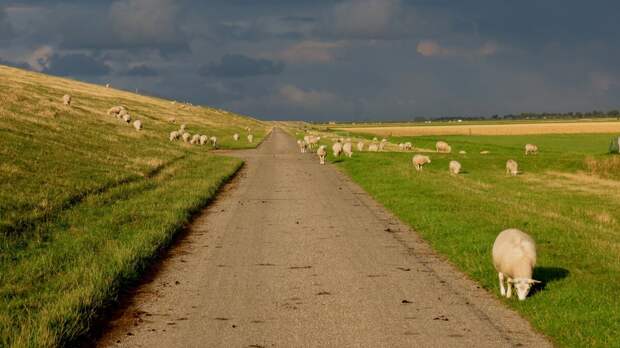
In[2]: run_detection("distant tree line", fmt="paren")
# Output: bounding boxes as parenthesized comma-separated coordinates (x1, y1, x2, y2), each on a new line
(412, 109, 620, 122)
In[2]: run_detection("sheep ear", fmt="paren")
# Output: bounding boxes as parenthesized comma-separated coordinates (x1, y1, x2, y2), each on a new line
(528, 279, 542, 284)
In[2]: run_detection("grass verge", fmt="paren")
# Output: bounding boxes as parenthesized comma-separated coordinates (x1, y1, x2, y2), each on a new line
(333, 133, 620, 348)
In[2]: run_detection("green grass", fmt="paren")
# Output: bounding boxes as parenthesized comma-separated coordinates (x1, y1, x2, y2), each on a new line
(0, 65, 268, 347)
(333, 133, 620, 347)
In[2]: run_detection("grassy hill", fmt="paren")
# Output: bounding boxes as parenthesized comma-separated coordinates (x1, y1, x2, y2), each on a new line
(0, 65, 270, 347)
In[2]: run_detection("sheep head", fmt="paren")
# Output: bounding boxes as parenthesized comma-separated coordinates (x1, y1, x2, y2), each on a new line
(510, 278, 541, 300)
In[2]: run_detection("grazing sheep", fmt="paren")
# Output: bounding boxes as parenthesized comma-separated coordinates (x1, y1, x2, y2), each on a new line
(233, 133, 239, 141)
(492, 228, 540, 301)
(190, 134, 200, 145)
(506, 159, 518, 176)
(200, 135, 208, 145)
(368, 143, 379, 152)
(379, 139, 387, 151)
(398, 143, 405, 150)
(480, 150, 490, 155)
(179, 124, 186, 133)
(133, 120, 142, 131)
(107, 106, 125, 116)
(459, 150, 467, 154)
(332, 142, 343, 157)
(412, 154, 431, 171)
(297, 139, 307, 153)
(62, 94, 72, 106)
(343, 142, 353, 158)
(182, 132, 191, 143)
(404, 142, 413, 150)
(122, 113, 131, 123)
(357, 141, 364, 151)
(210, 136, 217, 148)
(169, 130, 180, 141)
(247, 134, 254, 143)
(525, 144, 538, 155)
(317, 145, 327, 165)
(372, 137, 378, 142)
(449, 160, 461, 175)
(436, 141, 452, 153)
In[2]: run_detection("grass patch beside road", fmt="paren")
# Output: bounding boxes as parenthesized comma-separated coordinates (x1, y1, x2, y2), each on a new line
(334, 133, 620, 348)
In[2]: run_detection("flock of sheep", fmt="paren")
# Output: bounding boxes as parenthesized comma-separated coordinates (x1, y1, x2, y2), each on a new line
(298, 132, 542, 300)
(61, 94, 255, 148)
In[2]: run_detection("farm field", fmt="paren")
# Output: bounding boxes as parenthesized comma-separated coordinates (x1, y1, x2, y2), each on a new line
(326, 133, 620, 347)
(336, 120, 620, 136)
(0, 65, 269, 347)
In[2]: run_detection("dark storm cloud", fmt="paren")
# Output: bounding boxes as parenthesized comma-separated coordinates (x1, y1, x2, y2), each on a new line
(3, 0, 620, 120)
(44, 54, 110, 76)
(126, 64, 159, 76)
(200, 54, 285, 78)
(0, 57, 31, 70)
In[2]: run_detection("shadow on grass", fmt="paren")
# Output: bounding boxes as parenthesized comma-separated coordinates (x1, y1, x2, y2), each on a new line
(530, 266, 570, 297)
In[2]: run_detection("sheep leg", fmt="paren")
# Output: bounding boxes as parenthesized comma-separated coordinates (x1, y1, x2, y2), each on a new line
(506, 277, 513, 298)
(498, 272, 506, 296)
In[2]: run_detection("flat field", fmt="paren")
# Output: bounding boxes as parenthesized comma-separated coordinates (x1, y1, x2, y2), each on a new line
(337, 120, 620, 136)
(330, 132, 620, 348)
(0, 65, 268, 347)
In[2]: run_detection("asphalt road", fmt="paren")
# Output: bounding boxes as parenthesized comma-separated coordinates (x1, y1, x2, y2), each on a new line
(99, 128, 550, 348)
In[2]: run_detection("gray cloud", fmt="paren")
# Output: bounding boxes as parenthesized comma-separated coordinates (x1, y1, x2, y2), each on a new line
(44, 53, 110, 76)
(126, 64, 159, 76)
(200, 54, 285, 78)
(0, 6, 13, 41)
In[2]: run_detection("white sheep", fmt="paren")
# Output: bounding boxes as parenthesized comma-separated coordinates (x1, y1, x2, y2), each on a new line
(492, 228, 540, 301)
(179, 124, 186, 133)
(332, 142, 343, 157)
(398, 143, 405, 150)
(190, 134, 200, 145)
(133, 120, 142, 131)
(182, 132, 191, 143)
(304, 135, 320, 149)
(436, 141, 452, 153)
(506, 159, 518, 176)
(372, 137, 378, 141)
(449, 160, 461, 175)
(459, 150, 467, 154)
(317, 145, 327, 165)
(297, 139, 307, 153)
(412, 154, 431, 171)
(480, 150, 490, 155)
(368, 143, 379, 152)
(247, 134, 254, 143)
(122, 113, 131, 123)
(379, 139, 387, 151)
(404, 142, 413, 150)
(210, 136, 217, 147)
(105, 83, 110, 88)
(108, 106, 125, 116)
(169, 130, 180, 141)
(343, 142, 353, 158)
(200, 135, 208, 145)
(525, 144, 538, 155)
(233, 133, 239, 141)
(357, 142, 364, 151)
(62, 94, 72, 106)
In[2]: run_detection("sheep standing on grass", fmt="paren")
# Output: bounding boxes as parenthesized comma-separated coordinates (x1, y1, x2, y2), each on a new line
(399, 143, 405, 150)
(506, 160, 518, 176)
(436, 141, 452, 153)
(297, 140, 307, 153)
(449, 160, 461, 175)
(182, 132, 191, 143)
(368, 143, 379, 152)
(404, 142, 413, 150)
(332, 142, 343, 157)
(133, 120, 142, 131)
(317, 145, 327, 165)
(379, 139, 387, 151)
(357, 142, 364, 151)
(108, 106, 125, 116)
(525, 144, 538, 155)
(248, 134, 254, 143)
(190, 134, 200, 145)
(492, 228, 540, 301)
(459, 150, 467, 154)
(179, 124, 186, 133)
(200, 135, 208, 145)
(122, 113, 131, 123)
(210, 136, 218, 148)
(343, 142, 353, 158)
(412, 154, 431, 171)
(169, 131, 180, 141)
(62, 94, 72, 106)
(233, 133, 239, 141)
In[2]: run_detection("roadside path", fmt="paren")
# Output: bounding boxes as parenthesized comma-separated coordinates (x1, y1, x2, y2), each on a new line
(100, 128, 550, 347)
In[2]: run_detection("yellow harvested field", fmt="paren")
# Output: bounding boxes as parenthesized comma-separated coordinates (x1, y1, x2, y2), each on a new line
(337, 121, 620, 136)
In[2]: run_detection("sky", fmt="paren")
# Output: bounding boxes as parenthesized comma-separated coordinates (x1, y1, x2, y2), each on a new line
(1, 0, 620, 121)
